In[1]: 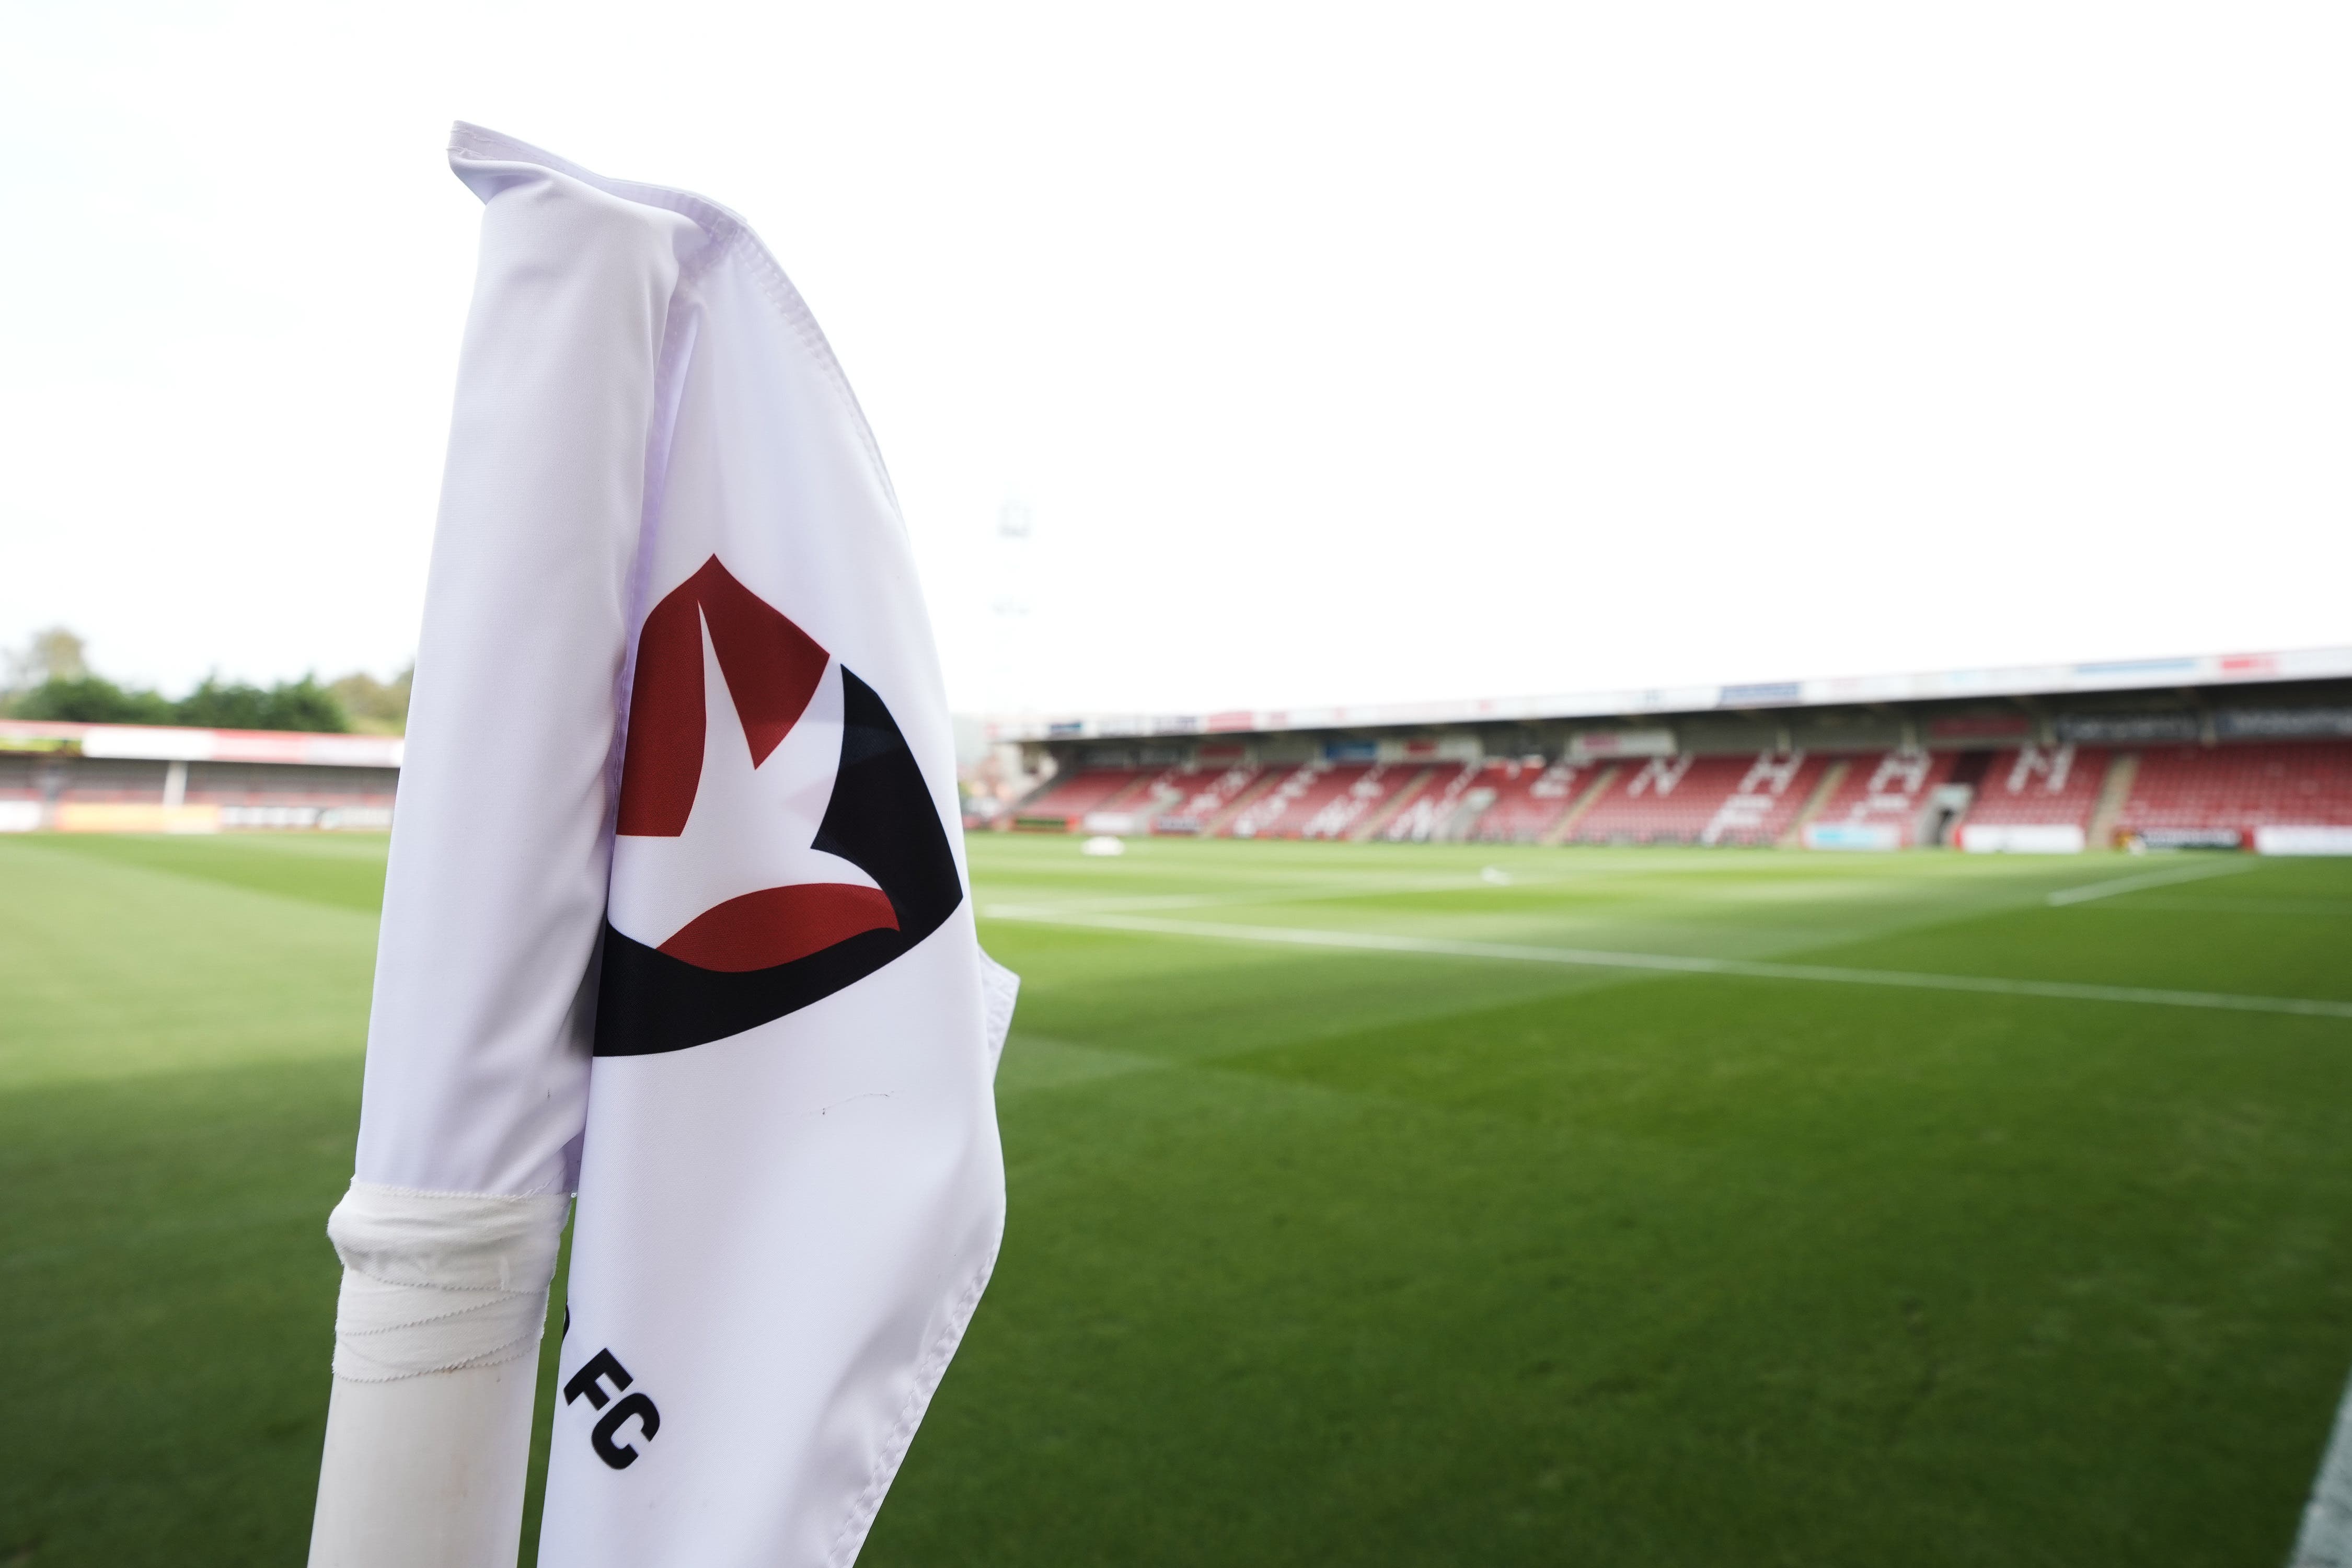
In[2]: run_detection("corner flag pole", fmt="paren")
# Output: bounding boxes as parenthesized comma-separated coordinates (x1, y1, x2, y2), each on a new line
(309, 125, 1013, 1568)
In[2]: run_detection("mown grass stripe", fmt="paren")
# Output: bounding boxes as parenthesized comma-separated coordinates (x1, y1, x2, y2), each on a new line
(2044, 859, 2257, 906)
(982, 904, 2352, 1021)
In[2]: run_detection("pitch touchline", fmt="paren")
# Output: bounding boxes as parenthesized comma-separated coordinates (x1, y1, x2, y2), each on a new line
(979, 906, 2352, 1022)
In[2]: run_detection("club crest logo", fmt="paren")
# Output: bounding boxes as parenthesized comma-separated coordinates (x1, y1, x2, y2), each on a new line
(594, 556, 962, 1055)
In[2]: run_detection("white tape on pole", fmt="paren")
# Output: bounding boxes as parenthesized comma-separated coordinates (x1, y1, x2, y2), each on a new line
(308, 1184, 570, 1568)
(326, 1183, 570, 1381)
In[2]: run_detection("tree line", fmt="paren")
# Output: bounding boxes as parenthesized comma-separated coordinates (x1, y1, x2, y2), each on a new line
(1, 627, 409, 735)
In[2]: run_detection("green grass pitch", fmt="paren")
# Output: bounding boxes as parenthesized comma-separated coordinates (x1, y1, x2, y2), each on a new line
(4, 830, 2351, 1565)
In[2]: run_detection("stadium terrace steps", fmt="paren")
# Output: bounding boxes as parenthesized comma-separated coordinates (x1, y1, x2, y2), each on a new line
(1124, 765, 1195, 826)
(1109, 770, 1172, 812)
(1012, 767, 1147, 827)
(1201, 766, 1287, 836)
(2083, 752, 2140, 850)
(1150, 764, 1267, 835)
(1466, 757, 1586, 843)
(1779, 758, 1849, 847)
(1267, 764, 1360, 840)
(1222, 760, 1333, 838)
(1008, 768, 1082, 814)
(1565, 752, 1826, 847)
(1025, 762, 1274, 835)
(1957, 745, 2109, 828)
(1699, 752, 1827, 845)
(1302, 764, 1414, 840)
(1239, 763, 1419, 840)
(1539, 763, 1620, 844)
(1361, 766, 1447, 841)
(1803, 749, 1961, 848)
(1564, 754, 1695, 845)
(1380, 761, 1516, 843)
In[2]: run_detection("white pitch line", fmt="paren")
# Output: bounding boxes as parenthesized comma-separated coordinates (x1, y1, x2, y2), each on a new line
(979, 905, 2352, 1022)
(993, 878, 1511, 915)
(2044, 858, 2258, 906)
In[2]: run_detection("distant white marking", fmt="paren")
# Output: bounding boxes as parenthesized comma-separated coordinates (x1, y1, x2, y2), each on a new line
(1004, 872, 1564, 915)
(2044, 859, 2257, 906)
(2291, 1370, 2352, 1566)
(978, 905, 2352, 1022)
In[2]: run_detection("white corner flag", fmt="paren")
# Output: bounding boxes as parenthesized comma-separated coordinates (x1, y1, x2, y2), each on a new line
(308, 124, 1014, 1567)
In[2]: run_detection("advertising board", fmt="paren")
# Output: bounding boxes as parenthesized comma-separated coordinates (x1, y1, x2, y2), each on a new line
(2216, 708, 2352, 739)
(2134, 827, 2241, 850)
(1569, 729, 1676, 761)
(1803, 822, 1900, 851)
(1959, 823, 2085, 854)
(2253, 825, 2352, 856)
(51, 803, 223, 834)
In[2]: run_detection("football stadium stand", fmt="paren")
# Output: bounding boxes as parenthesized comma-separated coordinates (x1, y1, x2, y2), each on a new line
(0, 720, 398, 833)
(11, 648, 2352, 856)
(985, 644, 2352, 855)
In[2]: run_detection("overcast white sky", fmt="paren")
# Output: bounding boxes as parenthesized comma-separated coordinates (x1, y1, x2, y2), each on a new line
(2, 2, 2345, 718)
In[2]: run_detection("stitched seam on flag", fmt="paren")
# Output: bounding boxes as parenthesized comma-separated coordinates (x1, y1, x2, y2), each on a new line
(348, 1182, 573, 1203)
(448, 123, 904, 522)
(709, 226, 903, 518)
(824, 1240, 1002, 1568)
(605, 295, 704, 851)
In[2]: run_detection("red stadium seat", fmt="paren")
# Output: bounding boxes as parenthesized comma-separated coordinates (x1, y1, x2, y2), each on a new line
(2118, 742, 2352, 840)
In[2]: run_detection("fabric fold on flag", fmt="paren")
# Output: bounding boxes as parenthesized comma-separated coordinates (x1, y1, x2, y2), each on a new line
(309, 123, 1009, 1568)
